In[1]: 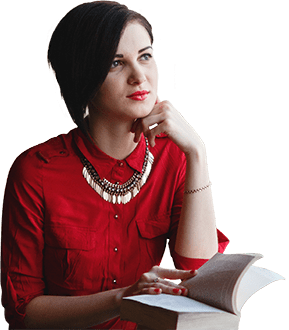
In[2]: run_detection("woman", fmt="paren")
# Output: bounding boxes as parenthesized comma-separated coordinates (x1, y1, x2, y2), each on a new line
(1, 1, 229, 329)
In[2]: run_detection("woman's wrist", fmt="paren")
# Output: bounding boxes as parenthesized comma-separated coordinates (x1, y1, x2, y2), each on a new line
(114, 287, 128, 307)
(184, 142, 207, 165)
(184, 144, 210, 190)
(184, 139, 207, 159)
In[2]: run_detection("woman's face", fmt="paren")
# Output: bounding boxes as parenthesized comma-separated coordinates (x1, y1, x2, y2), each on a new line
(89, 22, 158, 122)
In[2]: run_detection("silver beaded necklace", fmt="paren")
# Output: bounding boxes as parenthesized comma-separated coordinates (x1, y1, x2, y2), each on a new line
(80, 138, 154, 204)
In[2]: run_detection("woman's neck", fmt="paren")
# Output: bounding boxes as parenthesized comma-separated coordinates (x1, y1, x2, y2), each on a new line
(88, 113, 138, 160)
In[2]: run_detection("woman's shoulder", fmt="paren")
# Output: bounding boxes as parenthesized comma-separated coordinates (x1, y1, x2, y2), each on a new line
(8, 128, 77, 181)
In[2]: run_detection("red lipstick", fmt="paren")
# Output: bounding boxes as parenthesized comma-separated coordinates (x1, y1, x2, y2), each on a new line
(127, 90, 149, 101)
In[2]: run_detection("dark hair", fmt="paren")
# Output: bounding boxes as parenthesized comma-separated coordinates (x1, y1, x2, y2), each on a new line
(48, 1, 153, 134)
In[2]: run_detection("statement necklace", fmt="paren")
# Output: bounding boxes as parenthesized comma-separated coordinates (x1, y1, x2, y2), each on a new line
(80, 138, 154, 204)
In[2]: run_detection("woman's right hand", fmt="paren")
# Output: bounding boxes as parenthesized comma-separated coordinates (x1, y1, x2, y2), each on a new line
(122, 266, 197, 298)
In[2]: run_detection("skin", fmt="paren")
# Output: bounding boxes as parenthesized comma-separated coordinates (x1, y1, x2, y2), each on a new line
(88, 22, 158, 160)
(89, 22, 218, 258)
(24, 22, 218, 329)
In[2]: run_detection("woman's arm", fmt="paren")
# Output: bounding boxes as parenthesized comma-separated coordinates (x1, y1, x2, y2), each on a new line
(24, 289, 125, 329)
(132, 100, 218, 259)
(174, 148, 218, 259)
(24, 267, 195, 329)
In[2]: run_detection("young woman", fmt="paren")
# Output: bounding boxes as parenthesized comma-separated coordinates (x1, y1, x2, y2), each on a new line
(1, 1, 228, 329)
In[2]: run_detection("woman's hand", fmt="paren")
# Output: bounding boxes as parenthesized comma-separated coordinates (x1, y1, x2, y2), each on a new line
(122, 266, 197, 298)
(131, 100, 205, 156)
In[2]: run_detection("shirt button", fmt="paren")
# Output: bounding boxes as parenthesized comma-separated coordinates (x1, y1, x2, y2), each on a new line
(119, 162, 124, 167)
(113, 279, 117, 284)
(114, 214, 119, 219)
(114, 247, 118, 252)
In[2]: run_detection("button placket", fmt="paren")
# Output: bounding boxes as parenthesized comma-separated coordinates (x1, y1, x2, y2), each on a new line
(108, 162, 123, 288)
(107, 204, 121, 288)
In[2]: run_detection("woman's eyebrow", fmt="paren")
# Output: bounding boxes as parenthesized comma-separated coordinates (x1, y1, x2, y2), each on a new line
(138, 46, 153, 53)
(114, 46, 153, 58)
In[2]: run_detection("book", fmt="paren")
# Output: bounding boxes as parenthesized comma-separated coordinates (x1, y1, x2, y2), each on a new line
(120, 253, 284, 330)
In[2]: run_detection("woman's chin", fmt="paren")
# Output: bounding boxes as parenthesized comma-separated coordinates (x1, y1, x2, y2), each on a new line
(130, 100, 156, 119)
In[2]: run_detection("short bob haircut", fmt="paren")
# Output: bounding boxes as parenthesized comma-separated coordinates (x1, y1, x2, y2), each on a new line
(48, 1, 153, 135)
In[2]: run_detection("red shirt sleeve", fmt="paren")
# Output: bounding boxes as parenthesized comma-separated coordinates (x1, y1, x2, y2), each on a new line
(1, 149, 46, 328)
(168, 152, 229, 271)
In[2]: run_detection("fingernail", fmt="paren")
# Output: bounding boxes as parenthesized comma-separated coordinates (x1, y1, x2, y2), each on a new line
(190, 270, 196, 274)
(181, 288, 186, 294)
(173, 288, 181, 294)
(154, 288, 161, 293)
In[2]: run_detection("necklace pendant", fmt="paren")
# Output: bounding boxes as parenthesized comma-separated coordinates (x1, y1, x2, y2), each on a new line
(116, 195, 122, 204)
(132, 186, 139, 198)
(102, 190, 109, 202)
(124, 191, 132, 204)
(81, 139, 154, 204)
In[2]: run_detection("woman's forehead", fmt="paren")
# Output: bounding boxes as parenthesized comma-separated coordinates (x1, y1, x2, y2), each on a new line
(116, 22, 152, 55)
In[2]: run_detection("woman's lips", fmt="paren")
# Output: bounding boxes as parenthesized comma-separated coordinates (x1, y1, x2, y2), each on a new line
(127, 90, 149, 101)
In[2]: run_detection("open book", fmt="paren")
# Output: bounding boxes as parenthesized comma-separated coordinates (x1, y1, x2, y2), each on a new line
(120, 253, 284, 330)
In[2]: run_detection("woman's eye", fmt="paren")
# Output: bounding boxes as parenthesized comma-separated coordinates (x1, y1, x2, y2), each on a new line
(111, 60, 121, 69)
(140, 53, 152, 61)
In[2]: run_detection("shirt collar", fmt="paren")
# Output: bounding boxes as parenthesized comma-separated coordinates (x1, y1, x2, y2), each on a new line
(73, 128, 146, 178)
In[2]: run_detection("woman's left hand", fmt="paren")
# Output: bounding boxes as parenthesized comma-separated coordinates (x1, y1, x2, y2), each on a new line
(131, 100, 205, 155)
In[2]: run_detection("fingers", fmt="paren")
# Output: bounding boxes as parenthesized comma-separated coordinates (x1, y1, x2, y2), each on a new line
(124, 266, 198, 299)
(143, 118, 165, 147)
(145, 123, 167, 147)
(131, 100, 177, 147)
(132, 112, 167, 146)
(141, 266, 197, 296)
(141, 284, 186, 296)
(180, 270, 198, 286)
(130, 118, 140, 135)
(149, 265, 197, 281)
(130, 99, 164, 142)
(137, 275, 187, 296)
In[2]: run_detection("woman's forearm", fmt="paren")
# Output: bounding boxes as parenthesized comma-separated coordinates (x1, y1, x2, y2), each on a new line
(24, 266, 196, 329)
(175, 147, 218, 259)
(24, 287, 126, 329)
(24, 269, 189, 329)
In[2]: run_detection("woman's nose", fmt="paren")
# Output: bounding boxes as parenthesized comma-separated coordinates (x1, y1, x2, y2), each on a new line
(127, 64, 146, 85)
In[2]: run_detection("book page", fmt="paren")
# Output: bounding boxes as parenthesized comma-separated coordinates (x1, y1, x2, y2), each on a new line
(183, 253, 262, 314)
(124, 294, 226, 313)
(236, 265, 284, 311)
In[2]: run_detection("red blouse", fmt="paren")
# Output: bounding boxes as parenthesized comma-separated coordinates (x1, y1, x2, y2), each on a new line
(1, 128, 229, 329)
